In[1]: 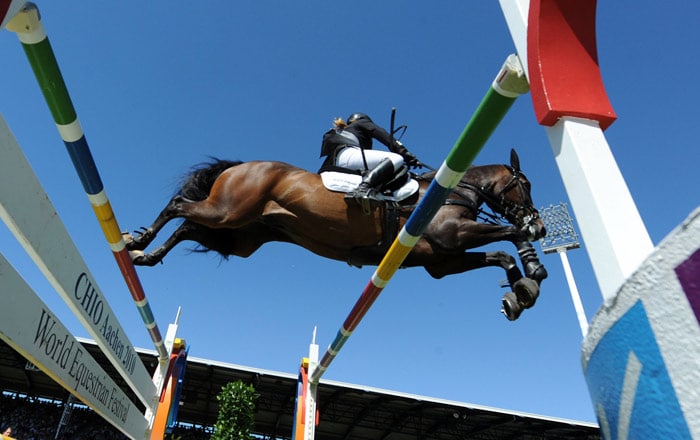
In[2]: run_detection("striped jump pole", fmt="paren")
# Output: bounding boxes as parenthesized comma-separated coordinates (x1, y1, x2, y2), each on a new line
(309, 54, 530, 385)
(6, 3, 169, 362)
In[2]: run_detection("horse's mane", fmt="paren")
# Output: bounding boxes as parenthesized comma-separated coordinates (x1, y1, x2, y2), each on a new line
(416, 170, 436, 180)
(415, 165, 477, 182)
(178, 158, 244, 201)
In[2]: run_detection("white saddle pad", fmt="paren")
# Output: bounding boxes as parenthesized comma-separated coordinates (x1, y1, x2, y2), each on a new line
(320, 171, 419, 202)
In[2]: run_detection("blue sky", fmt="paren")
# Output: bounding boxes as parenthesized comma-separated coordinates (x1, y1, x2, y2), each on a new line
(0, 1, 697, 425)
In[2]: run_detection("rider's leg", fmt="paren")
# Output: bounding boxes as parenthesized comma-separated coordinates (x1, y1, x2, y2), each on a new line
(345, 157, 396, 204)
(336, 147, 403, 171)
(361, 149, 404, 171)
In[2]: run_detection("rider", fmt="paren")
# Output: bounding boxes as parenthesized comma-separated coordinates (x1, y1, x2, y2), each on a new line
(320, 113, 418, 210)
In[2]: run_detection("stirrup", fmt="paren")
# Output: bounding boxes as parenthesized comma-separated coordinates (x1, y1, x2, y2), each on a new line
(344, 186, 373, 202)
(345, 188, 377, 215)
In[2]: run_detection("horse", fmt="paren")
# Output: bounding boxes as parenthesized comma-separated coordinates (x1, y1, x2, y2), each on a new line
(125, 149, 548, 320)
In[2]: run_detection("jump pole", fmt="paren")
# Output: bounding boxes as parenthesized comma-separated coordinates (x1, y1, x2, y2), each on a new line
(296, 54, 530, 440)
(6, 3, 170, 364)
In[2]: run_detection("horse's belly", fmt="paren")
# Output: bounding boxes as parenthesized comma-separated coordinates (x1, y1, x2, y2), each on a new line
(261, 201, 382, 255)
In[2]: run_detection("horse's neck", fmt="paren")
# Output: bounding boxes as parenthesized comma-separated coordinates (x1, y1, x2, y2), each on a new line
(463, 164, 504, 191)
(418, 164, 504, 196)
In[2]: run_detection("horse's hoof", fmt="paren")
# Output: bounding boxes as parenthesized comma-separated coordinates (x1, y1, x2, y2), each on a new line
(125, 227, 153, 251)
(123, 232, 135, 248)
(513, 277, 539, 309)
(124, 232, 142, 251)
(501, 292, 522, 321)
(127, 248, 144, 261)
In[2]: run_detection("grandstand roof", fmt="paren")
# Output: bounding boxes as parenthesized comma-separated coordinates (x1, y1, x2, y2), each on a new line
(0, 338, 600, 439)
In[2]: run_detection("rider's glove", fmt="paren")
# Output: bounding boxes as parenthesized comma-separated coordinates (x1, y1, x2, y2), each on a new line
(394, 140, 420, 168)
(402, 150, 419, 168)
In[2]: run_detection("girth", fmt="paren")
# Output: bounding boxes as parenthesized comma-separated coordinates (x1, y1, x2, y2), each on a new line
(346, 198, 412, 267)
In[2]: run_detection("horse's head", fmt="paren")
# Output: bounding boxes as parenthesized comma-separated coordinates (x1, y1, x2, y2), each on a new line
(479, 149, 546, 241)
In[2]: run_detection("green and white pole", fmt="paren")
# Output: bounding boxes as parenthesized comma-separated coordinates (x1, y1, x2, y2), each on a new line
(309, 54, 530, 385)
(6, 3, 170, 363)
(303, 54, 530, 440)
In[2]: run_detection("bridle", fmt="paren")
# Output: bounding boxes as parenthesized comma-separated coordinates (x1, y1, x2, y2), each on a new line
(444, 165, 539, 228)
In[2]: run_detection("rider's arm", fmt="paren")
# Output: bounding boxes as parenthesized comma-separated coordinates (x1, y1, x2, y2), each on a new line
(367, 121, 418, 166)
(355, 119, 403, 153)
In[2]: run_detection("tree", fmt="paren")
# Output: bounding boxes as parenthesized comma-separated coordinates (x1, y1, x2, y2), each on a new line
(211, 380, 258, 440)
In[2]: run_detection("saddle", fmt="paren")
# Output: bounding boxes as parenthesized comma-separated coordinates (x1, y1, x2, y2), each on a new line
(318, 164, 419, 203)
(318, 165, 421, 265)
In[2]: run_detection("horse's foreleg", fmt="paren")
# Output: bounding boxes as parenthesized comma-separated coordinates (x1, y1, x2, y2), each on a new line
(426, 215, 525, 253)
(423, 250, 540, 321)
(497, 242, 549, 321)
(515, 241, 548, 284)
(423, 251, 519, 279)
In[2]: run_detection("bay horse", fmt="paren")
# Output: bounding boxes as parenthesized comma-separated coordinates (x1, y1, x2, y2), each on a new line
(125, 149, 547, 320)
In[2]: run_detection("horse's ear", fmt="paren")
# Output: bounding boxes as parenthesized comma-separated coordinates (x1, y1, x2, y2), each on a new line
(510, 149, 521, 171)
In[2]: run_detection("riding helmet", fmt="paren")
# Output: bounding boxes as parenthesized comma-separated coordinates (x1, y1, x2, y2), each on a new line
(347, 113, 372, 124)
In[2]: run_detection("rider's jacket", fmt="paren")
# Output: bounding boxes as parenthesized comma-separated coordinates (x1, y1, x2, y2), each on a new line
(320, 118, 402, 157)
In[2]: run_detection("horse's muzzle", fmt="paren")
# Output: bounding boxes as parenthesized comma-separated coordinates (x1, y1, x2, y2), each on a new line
(522, 215, 546, 241)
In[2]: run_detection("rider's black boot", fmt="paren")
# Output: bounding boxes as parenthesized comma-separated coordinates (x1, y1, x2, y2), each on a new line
(345, 158, 395, 214)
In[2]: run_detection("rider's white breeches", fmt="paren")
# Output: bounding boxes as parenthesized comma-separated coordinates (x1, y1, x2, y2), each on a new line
(335, 146, 403, 172)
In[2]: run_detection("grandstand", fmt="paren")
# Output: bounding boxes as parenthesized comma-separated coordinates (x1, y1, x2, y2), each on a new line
(0, 338, 600, 439)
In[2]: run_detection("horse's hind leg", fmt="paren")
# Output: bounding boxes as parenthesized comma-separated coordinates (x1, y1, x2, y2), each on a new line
(132, 220, 283, 266)
(131, 219, 201, 266)
(126, 195, 192, 251)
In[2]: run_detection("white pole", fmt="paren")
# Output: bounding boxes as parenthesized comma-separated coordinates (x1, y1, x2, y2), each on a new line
(558, 249, 588, 337)
(545, 119, 653, 300)
(303, 329, 319, 440)
(500, 0, 654, 300)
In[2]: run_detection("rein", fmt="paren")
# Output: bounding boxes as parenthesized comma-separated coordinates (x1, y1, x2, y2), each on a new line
(375, 165, 533, 254)
(444, 165, 532, 226)
(447, 184, 503, 224)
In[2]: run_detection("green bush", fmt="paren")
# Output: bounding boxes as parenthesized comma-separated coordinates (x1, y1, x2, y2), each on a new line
(211, 380, 258, 440)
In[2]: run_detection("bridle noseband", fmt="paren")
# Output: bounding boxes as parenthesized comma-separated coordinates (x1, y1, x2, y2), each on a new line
(445, 166, 538, 227)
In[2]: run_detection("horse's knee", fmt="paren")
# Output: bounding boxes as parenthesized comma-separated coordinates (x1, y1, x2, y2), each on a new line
(486, 251, 522, 286)
(488, 251, 517, 270)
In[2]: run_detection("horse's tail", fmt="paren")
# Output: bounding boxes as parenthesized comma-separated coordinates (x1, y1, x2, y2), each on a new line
(178, 158, 243, 201)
